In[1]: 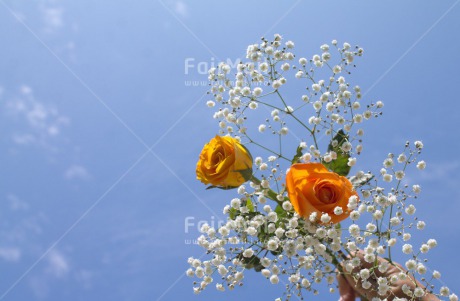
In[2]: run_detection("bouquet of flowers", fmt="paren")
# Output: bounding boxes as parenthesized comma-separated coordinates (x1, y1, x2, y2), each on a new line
(186, 34, 456, 301)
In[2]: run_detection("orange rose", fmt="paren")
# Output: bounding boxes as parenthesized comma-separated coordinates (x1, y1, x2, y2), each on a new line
(196, 135, 253, 188)
(286, 163, 357, 224)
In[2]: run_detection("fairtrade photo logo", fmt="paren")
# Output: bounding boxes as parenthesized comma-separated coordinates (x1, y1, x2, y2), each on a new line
(184, 216, 226, 234)
(184, 216, 227, 245)
(184, 57, 242, 75)
(184, 57, 241, 87)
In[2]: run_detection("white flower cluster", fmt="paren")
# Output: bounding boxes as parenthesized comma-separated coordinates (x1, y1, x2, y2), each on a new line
(187, 186, 341, 299)
(206, 34, 382, 163)
(189, 35, 455, 301)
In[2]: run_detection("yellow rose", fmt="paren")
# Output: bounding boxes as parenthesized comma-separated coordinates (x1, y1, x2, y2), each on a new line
(286, 163, 357, 224)
(196, 136, 253, 188)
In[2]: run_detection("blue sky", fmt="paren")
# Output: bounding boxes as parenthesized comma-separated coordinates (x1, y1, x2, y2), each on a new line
(0, 0, 459, 300)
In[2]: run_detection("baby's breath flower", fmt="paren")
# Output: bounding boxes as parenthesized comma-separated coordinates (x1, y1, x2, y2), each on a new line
(427, 239, 437, 248)
(417, 263, 426, 275)
(417, 221, 426, 230)
(350, 211, 360, 221)
(415, 140, 424, 149)
(417, 160, 426, 170)
(320, 213, 331, 223)
(402, 244, 413, 254)
(282, 201, 292, 211)
(349, 224, 360, 237)
(397, 153, 406, 163)
(405, 259, 416, 270)
(387, 238, 397, 247)
(348, 157, 357, 166)
(333, 206, 343, 215)
(405, 204, 416, 215)
(237, 185, 246, 195)
(373, 210, 383, 220)
(190, 36, 447, 301)
(403, 233, 411, 241)
(395, 170, 405, 180)
(280, 127, 289, 135)
(441, 287, 451, 297)
(383, 174, 393, 182)
(414, 287, 425, 298)
(420, 244, 429, 253)
(390, 217, 400, 226)
(270, 275, 279, 284)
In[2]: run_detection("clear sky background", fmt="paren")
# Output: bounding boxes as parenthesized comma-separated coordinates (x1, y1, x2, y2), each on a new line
(0, 0, 459, 300)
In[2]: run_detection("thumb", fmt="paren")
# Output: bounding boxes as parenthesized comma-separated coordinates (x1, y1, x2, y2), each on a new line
(337, 273, 356, 301)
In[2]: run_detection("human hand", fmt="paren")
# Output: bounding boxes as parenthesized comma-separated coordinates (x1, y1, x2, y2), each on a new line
(337, 251, 439, 301)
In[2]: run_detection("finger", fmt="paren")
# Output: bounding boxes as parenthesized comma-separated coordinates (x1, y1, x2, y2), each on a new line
(340, 251, 378, 301)
(337, 273, 356, 301)
(345, 251, 407, 300)
(341, 271, 377, 301)
(349, 250, 391, 276)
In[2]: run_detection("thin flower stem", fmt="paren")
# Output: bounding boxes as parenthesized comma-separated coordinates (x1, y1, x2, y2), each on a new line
(245, 135, 290, 161)
(276, 90, 314, 133)
(249, 175, 283, 206)
(278, 133, 282, 158)
(380, 150, 414, 252)
(252, 98, 285, 111)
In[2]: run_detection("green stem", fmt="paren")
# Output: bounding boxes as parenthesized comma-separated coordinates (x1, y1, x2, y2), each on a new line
(276, 90, 314, 133)
(246, 136, 290, 161)
(252, 99, 285, 111)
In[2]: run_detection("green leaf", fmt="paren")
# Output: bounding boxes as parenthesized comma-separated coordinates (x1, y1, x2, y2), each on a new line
(335, 223, 342, 231)
(236, 253, 264, 272)
(239, 143, 254, 163)
(383, 257, 393, 264)
(229, 208, 238, 220)
(253, 263, 264, 272)
(291, 145, 303, 164)
(275, 205, 287, 220)
(235, 143, 254, 182)
(270, 249, 282, 256)
(237, 167, 254, 182)
(246, 198, 255, 212)
(323, 129, 351, 176)
(206, 185, 238, 190)
(257, 223, 267, 243)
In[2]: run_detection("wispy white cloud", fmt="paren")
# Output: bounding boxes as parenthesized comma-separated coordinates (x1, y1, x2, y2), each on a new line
(0, 247, 21, 262)
(4, 85, 70, 149)
(8, 0, 78, 62)
(7, 194, 29, 211)
(75, 269, 94, 290)
(418, 160, 460, 185)
(0, 194, 46, 245)
(46, 249, 69, 278)
(11, 133, 36, 145)
(174, 1, 188, 17)
(64, 165, 91, 180)
(28, 276, 49, 299)
(410, 160, 460, 210)
(41, 6, 64, 34)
